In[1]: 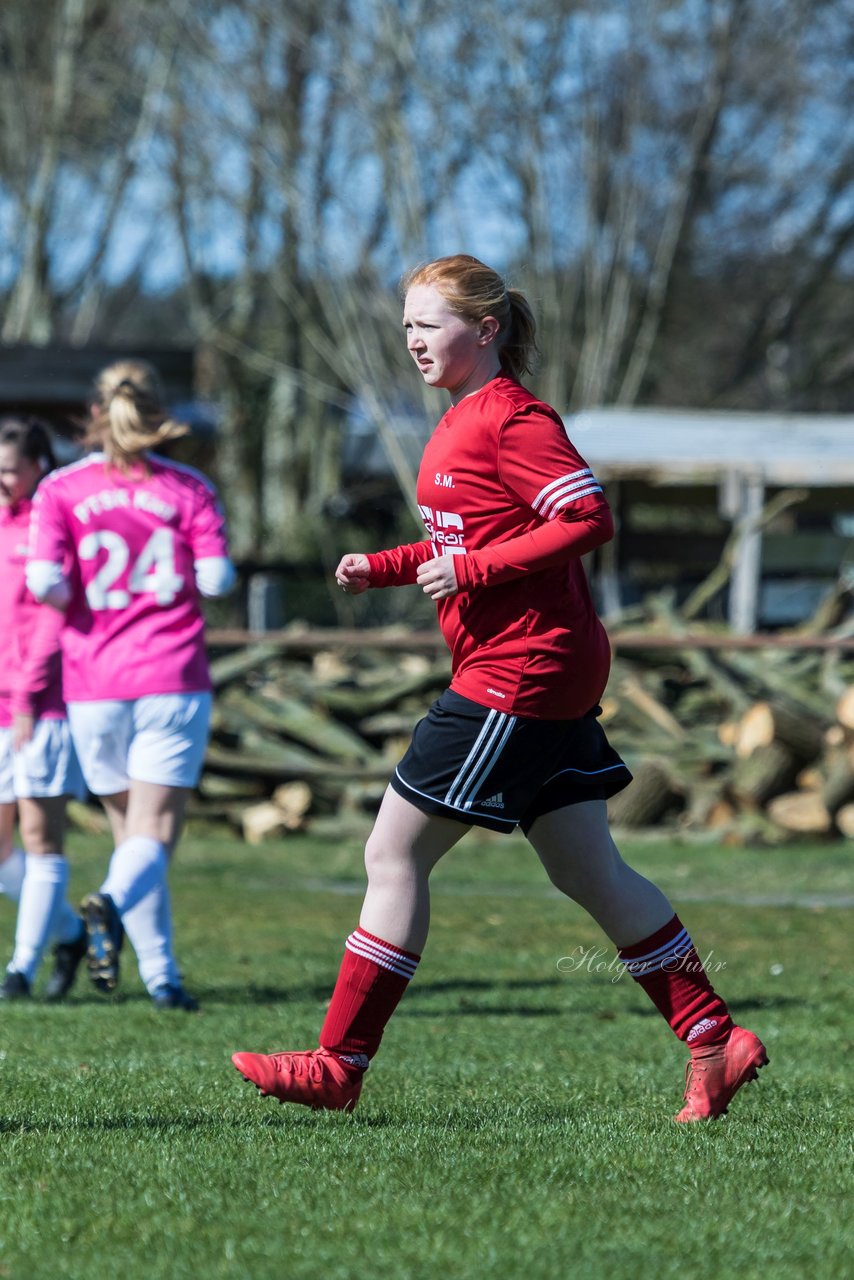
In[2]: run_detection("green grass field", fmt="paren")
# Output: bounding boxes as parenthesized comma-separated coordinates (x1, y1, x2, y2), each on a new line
(0, 825, 850, 1280)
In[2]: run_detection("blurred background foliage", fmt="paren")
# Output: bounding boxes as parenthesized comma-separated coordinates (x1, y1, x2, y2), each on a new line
(2, 0, 854, 570)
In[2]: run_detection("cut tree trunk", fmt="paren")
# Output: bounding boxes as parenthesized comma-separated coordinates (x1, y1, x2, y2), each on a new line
(734, 700, 824, 762)
(242, 801, 291, 845)
(198, 774, 267, 800)
(221, 685, 380, 762)
(731, 742, 799, 807)
(607, 759, 684, 827)
(320, 666, 449, 718)
(820, 754, 854, 816)
(208, 643, 281, 688)
(834, 803, 854, 838)
(835, 686, 854, 731)
(240, 781, 313, 843)
(766, 791, 833, 835)
(618, 674, 687, 740)
(680, 780, 734, 829)
(272, 780, 313, 828)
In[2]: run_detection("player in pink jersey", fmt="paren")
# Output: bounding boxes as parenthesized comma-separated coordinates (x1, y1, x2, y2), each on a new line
(0, 418, 87, 1002)
(233, 255, 768, 1121)
(28, 359, 235, 1011)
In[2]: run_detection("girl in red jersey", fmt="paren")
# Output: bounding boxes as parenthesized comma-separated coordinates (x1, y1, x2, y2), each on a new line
(233, 255, 768, 1121)
(0, 418, 87, 1001)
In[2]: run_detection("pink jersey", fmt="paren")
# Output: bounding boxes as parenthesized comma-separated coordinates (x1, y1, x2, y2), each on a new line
(0, 497, 66, 727)
(28, 452, 230, 702)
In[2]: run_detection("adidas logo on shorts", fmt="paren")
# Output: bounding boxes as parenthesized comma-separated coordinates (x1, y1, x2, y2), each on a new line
(481, 792, 505, 810)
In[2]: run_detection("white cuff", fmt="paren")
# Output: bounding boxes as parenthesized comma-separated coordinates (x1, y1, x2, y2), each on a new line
(26, 560, 71, 608)
(195, 556, 236, 598)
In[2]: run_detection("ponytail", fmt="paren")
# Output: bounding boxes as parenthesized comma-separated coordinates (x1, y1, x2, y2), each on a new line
(501, 288, 539, 381)
(86, 359, 188, 470)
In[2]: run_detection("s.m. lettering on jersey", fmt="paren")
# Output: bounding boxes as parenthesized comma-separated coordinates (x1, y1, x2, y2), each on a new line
(434, 472, 455, 488)
(418, 503, 467, 555)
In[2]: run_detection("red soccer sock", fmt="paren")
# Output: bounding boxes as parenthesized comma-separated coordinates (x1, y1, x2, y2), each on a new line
(617, 914, 732, 1048)
(320, 928, 421, 1061)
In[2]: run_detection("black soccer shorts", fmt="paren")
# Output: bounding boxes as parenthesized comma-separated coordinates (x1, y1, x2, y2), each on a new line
(390, 689, 632, 834)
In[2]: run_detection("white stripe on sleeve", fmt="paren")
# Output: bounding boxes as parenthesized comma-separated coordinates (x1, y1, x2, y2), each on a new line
(532, 469, 603, 519)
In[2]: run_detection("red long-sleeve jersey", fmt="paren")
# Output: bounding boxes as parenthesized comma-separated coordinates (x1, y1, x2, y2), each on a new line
(367, 376, 613, 718)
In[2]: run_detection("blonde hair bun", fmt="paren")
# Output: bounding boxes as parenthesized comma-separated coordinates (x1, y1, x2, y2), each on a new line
(89, 359, 189, 466)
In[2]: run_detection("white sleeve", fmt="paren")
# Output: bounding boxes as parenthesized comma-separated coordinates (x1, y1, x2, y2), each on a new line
(26, 560, 72, 609)
(194, 556, 237, 598)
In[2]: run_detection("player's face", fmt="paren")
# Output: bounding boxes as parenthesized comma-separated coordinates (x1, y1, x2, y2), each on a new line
(0, 445, 43, 505)
(403, 284, 500, 403)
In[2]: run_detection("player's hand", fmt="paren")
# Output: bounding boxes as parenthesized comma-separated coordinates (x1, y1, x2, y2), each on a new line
(416, 556, 459, 600)
(12, 713, 34, 752)
(335, 553, 372, 595)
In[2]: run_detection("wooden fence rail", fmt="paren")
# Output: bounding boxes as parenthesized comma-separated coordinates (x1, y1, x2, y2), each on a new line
(207, 627, 854, 653)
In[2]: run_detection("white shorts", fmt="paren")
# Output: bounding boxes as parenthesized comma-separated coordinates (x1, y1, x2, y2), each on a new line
(0, 719, 86, 802)
(67, 693, 213, 795)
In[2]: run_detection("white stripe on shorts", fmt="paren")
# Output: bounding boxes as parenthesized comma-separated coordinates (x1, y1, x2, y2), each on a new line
(444, 708, 518, 811)
(393, 769, 519, 826)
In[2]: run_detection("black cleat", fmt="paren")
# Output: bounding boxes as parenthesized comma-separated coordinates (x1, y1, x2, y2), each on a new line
(0, 970, 31, 1000)
(43, 925, 88, 1001)
(150, 983, 200, 1012)
(80, 893, 124, 993)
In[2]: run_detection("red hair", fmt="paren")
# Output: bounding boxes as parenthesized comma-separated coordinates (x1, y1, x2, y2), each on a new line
(402, 254, 539, 379)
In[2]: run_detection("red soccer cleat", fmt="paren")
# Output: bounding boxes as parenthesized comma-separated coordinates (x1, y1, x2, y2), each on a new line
(231, 1048, 365, 1112)
(674, 1025, 769, 1122)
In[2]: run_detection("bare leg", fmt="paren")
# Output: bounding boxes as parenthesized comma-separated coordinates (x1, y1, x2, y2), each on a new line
(0, 802, 17, 862)
(99, 782, 186, 854)
(526, 799, 673, 948)
(359, 787, 469, 953)
(16, 795, 66, 855)
(123, 781, 187, 853)
(98, 791, 129, 848)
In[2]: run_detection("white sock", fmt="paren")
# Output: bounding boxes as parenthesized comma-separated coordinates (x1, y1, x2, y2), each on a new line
(10, 854, 69, 982)
(100, 836, 168, 915)
(0, 848, 26, 902)
(121, 880, 181, 993)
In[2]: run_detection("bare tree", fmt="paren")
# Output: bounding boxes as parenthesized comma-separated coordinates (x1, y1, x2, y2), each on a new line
(4, 0, 854, 570)
(0, 0, 186, 343)
(161, 0, 482, 557)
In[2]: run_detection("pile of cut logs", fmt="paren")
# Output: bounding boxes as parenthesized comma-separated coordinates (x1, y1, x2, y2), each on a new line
(154, 627, 854, 846)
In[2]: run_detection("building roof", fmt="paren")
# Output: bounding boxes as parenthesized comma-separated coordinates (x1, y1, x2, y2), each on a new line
(0, 345, 195, 404)
(569, 408, 854, 486)
(0, 345, 197, 439)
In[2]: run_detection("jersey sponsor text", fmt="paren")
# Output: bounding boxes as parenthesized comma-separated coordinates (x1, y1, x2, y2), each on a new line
(418, 503, 467, 551)
(74, 488, 177, 525)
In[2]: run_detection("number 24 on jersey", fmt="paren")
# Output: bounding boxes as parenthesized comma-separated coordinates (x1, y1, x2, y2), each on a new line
(78, 528, 184, 609)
